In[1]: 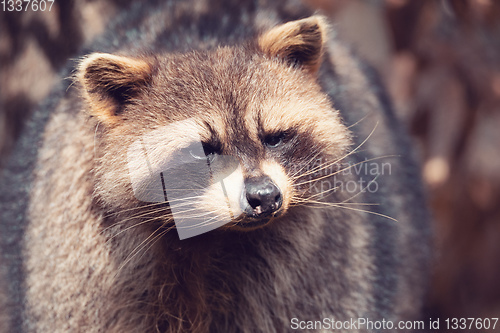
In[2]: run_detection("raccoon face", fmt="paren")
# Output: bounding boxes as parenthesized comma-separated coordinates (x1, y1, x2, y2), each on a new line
(78, 16, 351, 239)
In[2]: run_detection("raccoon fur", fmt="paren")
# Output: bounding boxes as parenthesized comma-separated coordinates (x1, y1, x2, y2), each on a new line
(0, 0, 431, 332)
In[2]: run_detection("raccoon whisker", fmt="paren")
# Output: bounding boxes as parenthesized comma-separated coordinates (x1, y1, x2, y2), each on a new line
(154, 187, 213, 191)
(139, 186, 211, 194)
(129, 200, 225, 224)
(130, 228, 170, 266)
(292, 146, 375, 180)
(171, 209, 224, 220)
(161, 206, 201, 216)
(346, 113, 371, 129)
(289, 155, 340, 180)
(158, 193, 213, 205)
(104, 215, 172, 243)
(291, 193, 379, 206)
(165, 202, 218, 216)
(337, 174, 382, 204)
(102, 183, 245, 235)
(129, 192, 208, 206)
(291, 122, 380, 180)
(119, 203, 214, 223)
(296, 173, 381, 205)
(108, 202, 227, 247)
(329, 202, 398, 223)
(64, 70, 77, 92)
(292, 147, 373, 180)
(290, 186, 379, 205)
(105, 205, 175, 228)
(299, 200, 379, 206)
(105, 215, 173, 245)
(114, 232, 163, 279)
(101, 191, 217, 220)
(175, 210, 228, 229)
(100, 207, 170, 235)
(166, 200, 208, 210)
(104, 194, 209, 222)
(114, 225, 171, 280)
(103, 201, 168, 219)
(289, 149, 324, 179)
(113, 230, 168, 279)
(351, 120, 379, 151)
(178, 217, 223, 230)
(190, 215, 229, 229)
(119, 192, 211, 215)
(198, 211, 233, 227)
(327, 155, 398, 178)
(290, 185, 342, 203)
(106, 202, 217, 237)
(303, 200, 398, 223)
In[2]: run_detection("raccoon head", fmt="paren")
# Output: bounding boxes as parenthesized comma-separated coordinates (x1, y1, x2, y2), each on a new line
(78, 16, 351, 239)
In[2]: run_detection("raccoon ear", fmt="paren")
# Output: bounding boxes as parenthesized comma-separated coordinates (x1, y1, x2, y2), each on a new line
(77, 53, 152, 125)
(258, 15, 328, 75)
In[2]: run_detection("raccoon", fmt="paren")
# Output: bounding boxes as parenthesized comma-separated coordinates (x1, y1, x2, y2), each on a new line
(0, 0, 431, 332)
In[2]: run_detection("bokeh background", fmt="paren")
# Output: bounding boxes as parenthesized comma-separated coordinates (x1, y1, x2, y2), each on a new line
(1, 0, 499, 331)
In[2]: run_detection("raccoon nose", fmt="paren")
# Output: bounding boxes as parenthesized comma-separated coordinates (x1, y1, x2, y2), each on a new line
(244, 176, 283, 218)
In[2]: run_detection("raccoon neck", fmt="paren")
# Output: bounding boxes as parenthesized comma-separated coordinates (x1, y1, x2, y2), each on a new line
(134, 207, 329, 332)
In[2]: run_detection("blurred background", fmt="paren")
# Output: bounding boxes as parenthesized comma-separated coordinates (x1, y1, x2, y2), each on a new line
(1, 0, 499, 330)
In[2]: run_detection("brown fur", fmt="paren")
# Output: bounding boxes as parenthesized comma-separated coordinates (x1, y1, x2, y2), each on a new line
(0, 2, 430, 332)
(78, 53, 153, 125)
(21, 17, 361, 332)
(258, 16, 327, 74)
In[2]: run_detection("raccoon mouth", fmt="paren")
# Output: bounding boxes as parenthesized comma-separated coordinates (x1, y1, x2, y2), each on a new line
(235, 216, 273, 229)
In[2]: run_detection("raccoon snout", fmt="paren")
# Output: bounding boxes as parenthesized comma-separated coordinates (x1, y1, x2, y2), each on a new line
(243, 176, 283, 218)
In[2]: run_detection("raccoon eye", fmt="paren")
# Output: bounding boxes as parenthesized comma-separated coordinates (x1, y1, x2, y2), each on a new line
(264, 133, 284, 148)
(189, 143, 218, 162)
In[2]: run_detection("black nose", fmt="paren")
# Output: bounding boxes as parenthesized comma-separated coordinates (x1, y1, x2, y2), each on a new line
(244, 176, 283, 218)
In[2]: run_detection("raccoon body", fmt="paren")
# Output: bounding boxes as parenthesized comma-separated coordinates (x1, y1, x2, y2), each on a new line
(0, 0, 431, 332)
